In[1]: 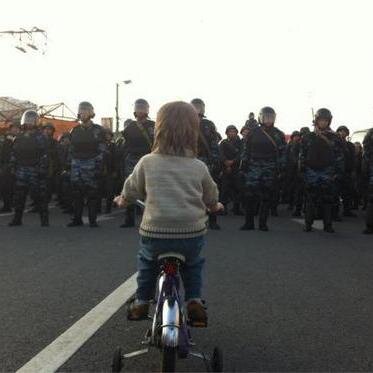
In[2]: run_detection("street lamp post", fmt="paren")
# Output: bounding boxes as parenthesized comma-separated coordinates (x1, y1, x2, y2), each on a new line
(115, 80, 132, 133)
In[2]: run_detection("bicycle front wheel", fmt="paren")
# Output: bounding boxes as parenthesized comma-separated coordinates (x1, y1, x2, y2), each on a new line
(161, 346, 177, 372)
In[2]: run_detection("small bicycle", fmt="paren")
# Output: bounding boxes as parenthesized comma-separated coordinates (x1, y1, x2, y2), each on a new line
(112, 202, 223, 372)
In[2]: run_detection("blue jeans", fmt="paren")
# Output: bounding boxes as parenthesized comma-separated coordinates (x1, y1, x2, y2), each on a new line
(136, 236, 205, 302)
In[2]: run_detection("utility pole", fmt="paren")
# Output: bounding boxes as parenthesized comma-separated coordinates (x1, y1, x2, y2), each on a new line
(115, 83, 119, 133)
(115, 80, 132, 133)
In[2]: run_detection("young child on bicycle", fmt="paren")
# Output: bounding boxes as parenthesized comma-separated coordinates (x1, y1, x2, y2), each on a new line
(114, 101, 222, 326)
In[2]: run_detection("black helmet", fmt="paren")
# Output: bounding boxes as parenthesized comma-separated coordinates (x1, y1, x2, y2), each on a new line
(300, 126, 310, 136)
(78, 101, 95, 118)
(291, 130, 301, 139)
(134, 98, 149, 114)
(191, 98, 205, 116)
(21, 110, 39, 126)
(258, 106, 276, 125)
(225, 125, 238, 134)
(314, 108, 332, 125)
(336, 125, 349, 135)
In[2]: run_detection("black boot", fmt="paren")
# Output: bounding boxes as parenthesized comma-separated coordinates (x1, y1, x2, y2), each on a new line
(259, 202, 270, 231)
(88, 198, 99, 227)
(105, 199, 112, 214)
(363, 203, 373, 234)
(270, 206, 278, 217)
(323, 204, 335, 233)
(67, 220, 84, 227)
(120, 205, 135, 228)
(333, 205, 342, 222)
(68, 195, 84, 227)
(292, 209, 302, 217)
(40, 212, 49, 227)
(240, 203, 255, 230)
(208, 213, 221, 230)
(303, 198, 314, 232)
(8, 211, 23, 226)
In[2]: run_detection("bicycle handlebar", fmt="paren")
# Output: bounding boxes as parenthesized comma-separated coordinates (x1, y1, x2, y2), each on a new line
(136, 200, 145, 210)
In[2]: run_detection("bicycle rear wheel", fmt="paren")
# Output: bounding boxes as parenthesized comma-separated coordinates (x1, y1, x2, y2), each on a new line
(161, 346, 177, 372)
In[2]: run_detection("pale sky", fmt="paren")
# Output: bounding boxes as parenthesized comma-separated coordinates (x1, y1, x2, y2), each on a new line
(1, 0, 373, 135)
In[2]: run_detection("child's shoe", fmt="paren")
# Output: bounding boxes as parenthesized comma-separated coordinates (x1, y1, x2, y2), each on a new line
(127, 299, 149, 321)
(187, 299, 208, 327)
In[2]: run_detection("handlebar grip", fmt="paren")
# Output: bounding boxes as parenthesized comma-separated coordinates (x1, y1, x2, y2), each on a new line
(136, 200, 145, 209)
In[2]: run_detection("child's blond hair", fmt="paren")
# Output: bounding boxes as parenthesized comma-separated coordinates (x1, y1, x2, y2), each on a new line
(153, 101, 199, 157)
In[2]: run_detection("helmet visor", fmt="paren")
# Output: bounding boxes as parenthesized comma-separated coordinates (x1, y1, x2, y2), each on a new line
(260, 113, 276, 124)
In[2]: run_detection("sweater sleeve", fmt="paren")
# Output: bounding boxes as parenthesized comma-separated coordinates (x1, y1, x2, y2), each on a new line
(121, 158, 146, 203)
(201, 165, 219, 207)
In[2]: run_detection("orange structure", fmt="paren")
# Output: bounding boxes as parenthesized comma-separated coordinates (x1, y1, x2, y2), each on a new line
(38, 117, 78, 139)
(0, 99, 78, 139)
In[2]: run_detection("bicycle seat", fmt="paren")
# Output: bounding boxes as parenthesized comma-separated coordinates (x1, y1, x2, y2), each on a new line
(157, 252, 186, 263)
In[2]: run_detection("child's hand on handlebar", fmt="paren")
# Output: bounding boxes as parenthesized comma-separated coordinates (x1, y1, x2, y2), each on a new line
(114, 195, 128, 208)
(208, 202, 224, 213)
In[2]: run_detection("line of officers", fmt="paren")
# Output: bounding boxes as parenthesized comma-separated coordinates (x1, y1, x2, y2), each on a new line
(1, 98, 373, 234)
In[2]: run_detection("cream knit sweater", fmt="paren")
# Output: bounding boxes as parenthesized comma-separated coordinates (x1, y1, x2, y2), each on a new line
(121, 153, 219, 238)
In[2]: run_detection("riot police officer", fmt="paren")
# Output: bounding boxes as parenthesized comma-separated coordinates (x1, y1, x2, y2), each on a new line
(336, 125, 356, 217)
(8, 110, 49, 226)
(57, 133, 73, 214)
(240, 106, 286, 231)
(300, 108, 344, 233)
(244, 112, 258, 130)
(0, 123, 20, 213)
(219, 125, 243, 215)
(118, 99, 154, 227)
(102, 129, 117, 214)
(285, 130, 302, 216)
(67, 102, 105, 227)
(191, 98, 221, 230)
(42, 123, 60, 203)
(362, 128, 373, 234)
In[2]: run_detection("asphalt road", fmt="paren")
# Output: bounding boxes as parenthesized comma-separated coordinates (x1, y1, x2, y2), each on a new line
(1, 205, 372, 372)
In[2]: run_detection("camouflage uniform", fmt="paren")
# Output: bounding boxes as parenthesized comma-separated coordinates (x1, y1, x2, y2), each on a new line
(118, 118, 154, 226)
(300, 129, 344, 231)
(362, 128, 373, 233)
(0, 133, 15, 212)
(197, 118, 221, 176)
(68, 121, 106, 226)
(241, 125, 286, 230)
(9, 129, 49, 225)
(197, 117, 221, 229)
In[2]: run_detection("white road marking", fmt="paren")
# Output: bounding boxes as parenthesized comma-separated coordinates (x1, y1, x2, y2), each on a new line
(17, 272, 137, 373)
(292, 218, 323, 230)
